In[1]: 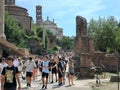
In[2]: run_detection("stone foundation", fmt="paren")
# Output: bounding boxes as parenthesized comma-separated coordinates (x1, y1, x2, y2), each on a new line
(80, 67, 95, 79)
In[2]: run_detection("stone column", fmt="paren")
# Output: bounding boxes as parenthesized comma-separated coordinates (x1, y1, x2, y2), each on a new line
(0, 0, 6, 39)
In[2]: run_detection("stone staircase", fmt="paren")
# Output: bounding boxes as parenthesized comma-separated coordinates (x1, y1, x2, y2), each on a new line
(0, 38, 29, 56)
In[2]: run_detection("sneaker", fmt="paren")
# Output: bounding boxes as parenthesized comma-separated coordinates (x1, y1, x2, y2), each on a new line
(27, 83, 31, 87)
(72, 84, 75, 85)
(29, 83, 31, 87)
(58, 83, 62, 86)
(27, 83, 29, 86)
(42, 85, 45, 89)
(51, 81, 53, 83)
(56, 80, 57, 82)
(45, 86, 47, 89)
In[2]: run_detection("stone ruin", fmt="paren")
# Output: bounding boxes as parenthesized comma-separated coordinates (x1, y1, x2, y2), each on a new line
(74, 16, 95, 78)
(48, 35, 56, 48)
(74, 16, 119, 79)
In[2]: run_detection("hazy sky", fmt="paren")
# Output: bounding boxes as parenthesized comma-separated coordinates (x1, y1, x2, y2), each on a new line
(16, 0, 120, 36)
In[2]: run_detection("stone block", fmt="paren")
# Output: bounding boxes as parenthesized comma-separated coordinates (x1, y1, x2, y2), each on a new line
(110, 76, 120, 82)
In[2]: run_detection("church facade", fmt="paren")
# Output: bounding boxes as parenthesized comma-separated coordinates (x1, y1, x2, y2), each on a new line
(36, 5, 63, 40)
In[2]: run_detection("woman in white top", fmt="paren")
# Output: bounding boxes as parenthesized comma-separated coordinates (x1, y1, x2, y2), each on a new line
(18, 58, 23, 75)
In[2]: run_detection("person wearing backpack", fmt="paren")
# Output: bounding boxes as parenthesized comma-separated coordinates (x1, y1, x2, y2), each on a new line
(1, 56, 21, 90)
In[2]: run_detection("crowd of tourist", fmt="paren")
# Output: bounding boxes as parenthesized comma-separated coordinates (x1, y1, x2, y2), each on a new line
(0, 52, 75, 90)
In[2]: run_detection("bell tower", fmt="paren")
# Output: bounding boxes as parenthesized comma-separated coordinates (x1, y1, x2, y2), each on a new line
(5, 0, 15, 5)
(36, 5, 42, 25)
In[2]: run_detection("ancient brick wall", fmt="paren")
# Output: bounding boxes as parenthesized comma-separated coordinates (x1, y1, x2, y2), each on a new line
(76, 16, 87, 37)
(5, 5, 32, 33)
(80, 53, 92, 67)
(81, 36, 89, 53)
(89, 37, 94, 56)
(28, 38, 42, 54)
(5, 6, 28, 16)
(74, 16, 95, 78)
(48, 36, 56, 48)
(93, 51, 118, 72)
(74, 37, 82, 54)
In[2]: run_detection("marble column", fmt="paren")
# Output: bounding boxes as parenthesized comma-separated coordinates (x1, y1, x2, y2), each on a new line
(0, 0, 6, 39)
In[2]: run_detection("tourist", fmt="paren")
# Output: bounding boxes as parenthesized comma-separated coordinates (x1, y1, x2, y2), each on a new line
(60, 57, 67, 85)
(41, 55, 51, 89)
(1, 56, 21, 90)
(33, 56, 38, 81)
(38, 56, 43, 76)
(17, 58, 23, 76)
(68, 60, 75, 86)
(50, 58, 58, 83)
(48, 58, 52, 83)
(57, 58, 64, 86)
(0, 58, 8, 80)
(0, 58, 8, 74)
(23, 57, 36, 87)
(13, 56, 19, 67)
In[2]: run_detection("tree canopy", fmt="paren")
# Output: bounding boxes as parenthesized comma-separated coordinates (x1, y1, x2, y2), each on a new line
(88, 16, 120, 53)
(57, 36, 74, 51)
(5, 12, 28, 48)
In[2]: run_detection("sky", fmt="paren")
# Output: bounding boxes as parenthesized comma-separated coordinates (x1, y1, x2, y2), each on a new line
(16, 0, 120, 37)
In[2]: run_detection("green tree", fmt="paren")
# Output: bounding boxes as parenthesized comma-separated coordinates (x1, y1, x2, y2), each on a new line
(57, 36, 74, 51)
(36, 27, 55, 49)
(36, 27, 43, 38)
(115, 23, 120, 52)
(5, 12, 28, 48)
(88, 16, 119, 53)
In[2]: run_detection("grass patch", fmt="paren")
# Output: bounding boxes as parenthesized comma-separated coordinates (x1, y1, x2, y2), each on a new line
(92, 88, 100, 90)
(93, 81, 118, 90)
(92, 72, 119, 90)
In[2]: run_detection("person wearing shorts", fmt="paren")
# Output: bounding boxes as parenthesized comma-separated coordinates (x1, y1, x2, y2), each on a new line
(58, 58, 64, 86)
(41, 56, 50, 89)
(23, 57, 36, 87)
(51, 59, 58, 83)
(68, 60, 75, 86)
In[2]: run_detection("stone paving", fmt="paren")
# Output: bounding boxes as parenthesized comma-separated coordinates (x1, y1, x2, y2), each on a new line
(20, 76, 94, 90)
(0, 75, 110, 90)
